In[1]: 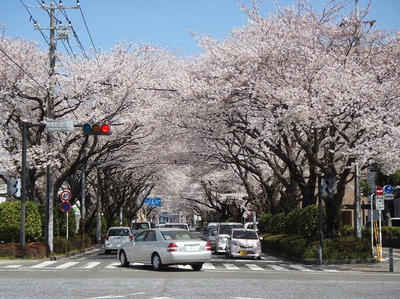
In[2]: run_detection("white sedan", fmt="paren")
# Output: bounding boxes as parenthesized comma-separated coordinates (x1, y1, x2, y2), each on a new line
(118, 228, 211, 271)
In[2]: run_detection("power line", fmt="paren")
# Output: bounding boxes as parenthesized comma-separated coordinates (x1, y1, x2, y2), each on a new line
(79, 5, 97, 54)
(0, 47, 47, 92)
(19, 0, 50, 46)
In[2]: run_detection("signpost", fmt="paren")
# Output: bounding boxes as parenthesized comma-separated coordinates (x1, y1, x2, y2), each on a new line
(375, 187, 384, 261)
(45, 120, 74, 132)
(60, 189, 71, 240)
(144, 197, 162, 207)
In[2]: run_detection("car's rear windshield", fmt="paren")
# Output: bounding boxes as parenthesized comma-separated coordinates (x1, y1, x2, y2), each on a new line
(161, 230, 196, 241)
(132, 223, 150, 230)
(219, 224, 243, 235)
(164, 224, 188, 230)
(108, 228, 130, 236)
(232, 230, 258, 239)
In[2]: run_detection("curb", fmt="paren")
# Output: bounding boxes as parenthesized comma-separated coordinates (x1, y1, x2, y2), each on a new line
(49, 244, 102, 261)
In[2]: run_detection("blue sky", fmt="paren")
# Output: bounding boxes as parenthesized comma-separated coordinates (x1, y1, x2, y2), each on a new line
(1, 0, 400, 57)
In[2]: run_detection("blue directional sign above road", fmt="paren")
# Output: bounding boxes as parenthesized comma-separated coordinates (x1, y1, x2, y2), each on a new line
(384, 185, 394, 194)
(144, 197, 162, 207)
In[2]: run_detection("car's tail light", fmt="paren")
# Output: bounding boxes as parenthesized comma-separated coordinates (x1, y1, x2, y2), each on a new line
(105, 236, 109, 241)
(167, 242, 179, 252)
(129, 235, 133, 241)
(205, 241, 211, 251)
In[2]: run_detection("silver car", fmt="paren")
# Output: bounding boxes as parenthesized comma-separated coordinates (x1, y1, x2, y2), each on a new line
(104, 227, 133, 254)
(226, 228, 262, 259)
(118, 228, 211, 271)
(215, 222, 244, 253)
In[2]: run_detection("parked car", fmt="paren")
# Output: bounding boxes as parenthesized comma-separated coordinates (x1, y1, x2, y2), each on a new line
(131, 221, 151, 236)
(163, 223, 189, 230)
(215, 222, 244, 254)
(118, 228, 212, 271)
(104, 226, 133, 254)
(244, 222, 258, 232)
(226, 228, 262, 259)
(207, 227, 217, 251)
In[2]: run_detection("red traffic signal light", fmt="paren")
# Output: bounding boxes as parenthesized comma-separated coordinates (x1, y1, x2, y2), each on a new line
(82, 123, 112, 135)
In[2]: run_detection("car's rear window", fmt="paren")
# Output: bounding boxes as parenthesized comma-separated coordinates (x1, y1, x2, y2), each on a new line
(161, 230, 195, 241)
(108, 228, 130, 236)
(132, 223, 150, 230)
(232, 230, 258, 239)
(164, 224, 188, 230)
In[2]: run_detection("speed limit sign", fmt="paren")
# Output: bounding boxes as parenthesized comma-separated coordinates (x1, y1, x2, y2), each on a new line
(60, 190, 71, 202)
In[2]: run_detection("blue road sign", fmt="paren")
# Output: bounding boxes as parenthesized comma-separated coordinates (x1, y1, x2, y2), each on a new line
(144, 197, 162, 207)
(384, 185, 394, 194)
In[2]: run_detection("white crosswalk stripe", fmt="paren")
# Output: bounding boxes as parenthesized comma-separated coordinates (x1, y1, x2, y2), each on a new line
(4, 265, 22, 269)
(268, 265, 290, 271)
(223, 263, 240, 270)
(202, 263, 216, 270)
(105, 262, 120, 269)
(1, 260, 321, 273)
(245, 264, 264, 271)
(55, 262, 79, 269)
(289, 264, 314, 272)
(30, 261, 58, 268)
(82, 262, 101, 269)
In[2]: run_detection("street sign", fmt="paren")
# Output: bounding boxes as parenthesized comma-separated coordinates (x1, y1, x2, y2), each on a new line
(384, 194, 394, 200)
(376, 195, 385, 210)
(144, 197, 162, 207)
(60, 190, 71, 202)
(376, 186, 384, 196)
(45, 120, 74, 132)
(384, 185, 394, 194)
(60, 201, 71, 213)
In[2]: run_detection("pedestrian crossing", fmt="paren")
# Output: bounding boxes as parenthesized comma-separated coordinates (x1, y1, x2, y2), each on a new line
(0, 260, 339, 273)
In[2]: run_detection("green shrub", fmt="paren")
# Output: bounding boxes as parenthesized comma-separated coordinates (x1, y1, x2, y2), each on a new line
(258, 213, 272, 233)
(284, 208, 301, 235)
(53, 233, 93, 254)
(341, 224, 354, 237)
(270, 213, 287, 234)
(298, 204, 324, 238)
(54, 207, 76, 237)
(0, 201, 42, 242)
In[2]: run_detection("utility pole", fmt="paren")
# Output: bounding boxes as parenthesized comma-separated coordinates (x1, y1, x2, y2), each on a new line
(353, 0, 362, 238)
(32, 0, 80, 254)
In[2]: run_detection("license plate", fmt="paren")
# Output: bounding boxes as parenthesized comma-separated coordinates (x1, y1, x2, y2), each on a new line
(185, 245, 198, 251)
(239, 251, 247, 255)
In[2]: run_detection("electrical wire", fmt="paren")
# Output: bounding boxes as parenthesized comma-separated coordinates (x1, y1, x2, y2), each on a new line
(0, 47, 47, 93)
(79, 5, 97, 54)
(19, 0, 50, 46)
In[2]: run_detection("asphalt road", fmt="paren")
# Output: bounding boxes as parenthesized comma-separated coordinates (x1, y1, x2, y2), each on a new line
(0, 248, 399, 298)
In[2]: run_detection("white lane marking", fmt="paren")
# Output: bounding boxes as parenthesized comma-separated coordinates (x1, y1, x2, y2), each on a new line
(268, 265, 289, 271)
(323, 269, 339, 272)
(4, 265, 22, 269)
(30, 261, 58, 268)
(178, 264, 193, 270)
(202, 263, 216, 270)
(223, 263, 240, 270)
(290, 264, 314, 272)
(245, 264, 264, 271)
(55, 262, 79, 269)
(82, 262, 101, 269)
(105, 262, 120, 269)
(132, 262, 144, 266)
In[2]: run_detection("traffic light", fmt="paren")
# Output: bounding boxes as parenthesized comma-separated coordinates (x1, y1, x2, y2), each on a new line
(82, 123, 112, 135)
(7, 177, 21, 197)
(322, 175, 337, 198)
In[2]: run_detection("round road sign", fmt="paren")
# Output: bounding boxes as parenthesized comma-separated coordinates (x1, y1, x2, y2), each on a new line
(384, 185, 394, 194)
(60, 190, 71, 202)
(60, 201, 71, 213)
(376, 186, 384, 196)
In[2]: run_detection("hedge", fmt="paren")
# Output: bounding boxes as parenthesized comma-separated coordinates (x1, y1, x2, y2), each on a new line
(258, 204, 326, 238)
(0, 201, 42, 242)
(261, 233, 373, 261)
(53, 234, 92, 254)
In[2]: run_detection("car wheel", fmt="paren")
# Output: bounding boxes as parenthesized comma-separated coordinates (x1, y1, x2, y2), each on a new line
(104, 249, 109, 255)
(192, 263, 203, 271)
(151, 253, 164, 271)
(119, 250, 129, 267)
